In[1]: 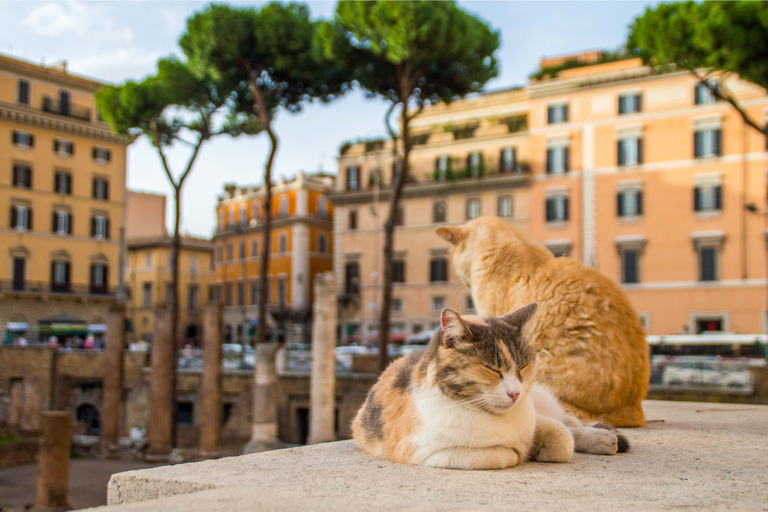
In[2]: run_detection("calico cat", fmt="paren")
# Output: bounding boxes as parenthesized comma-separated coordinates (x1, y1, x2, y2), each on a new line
(437, 216, 650, 427)
(352, 304, 628, 469)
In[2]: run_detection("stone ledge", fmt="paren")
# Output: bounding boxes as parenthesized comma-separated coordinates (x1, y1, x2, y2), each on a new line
(87, 401, 768, 511)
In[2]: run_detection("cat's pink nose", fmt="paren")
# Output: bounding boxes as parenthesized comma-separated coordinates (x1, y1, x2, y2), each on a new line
(507, 391, 520, 402)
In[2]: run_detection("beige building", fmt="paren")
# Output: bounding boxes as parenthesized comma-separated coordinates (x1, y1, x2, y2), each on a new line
(0, 53, 128, 344)
(332, 54, 768, 341)
(213, 172, 335, 344)
(125, 191, 214, 343)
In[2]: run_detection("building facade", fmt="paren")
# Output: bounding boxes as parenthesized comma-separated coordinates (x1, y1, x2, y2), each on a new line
(213, 172, 335, 344)
(332, 54, 768, 341)
(0, 54, 128, 343)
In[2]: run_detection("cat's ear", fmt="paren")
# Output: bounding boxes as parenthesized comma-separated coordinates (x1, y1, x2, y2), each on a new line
(501, 303, 538, 328)
(436, 226, 466, 246)
(440, 308, 471, 348)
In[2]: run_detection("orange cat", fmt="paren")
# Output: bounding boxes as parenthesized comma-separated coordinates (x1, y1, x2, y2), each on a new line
(437, 217, 649, 427)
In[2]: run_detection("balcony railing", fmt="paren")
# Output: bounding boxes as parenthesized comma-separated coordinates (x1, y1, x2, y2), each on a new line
(0, 279, 116, 297)
(42, 96, 92, 122)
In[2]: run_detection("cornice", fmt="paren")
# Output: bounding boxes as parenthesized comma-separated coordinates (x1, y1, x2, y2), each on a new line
(212, 214, 333, 240)
(0, 102, 130, 145)
(328, 174, 530, 206)
(0, 54, 104, 91)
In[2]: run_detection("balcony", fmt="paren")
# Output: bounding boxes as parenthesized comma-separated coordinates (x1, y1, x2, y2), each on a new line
(42, 96, 92, 122)
(0, 279, 116, 298)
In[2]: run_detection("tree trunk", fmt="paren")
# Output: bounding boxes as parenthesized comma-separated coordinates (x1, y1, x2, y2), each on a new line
(378, 100, 412, 373)
(170, 187, 181, 447)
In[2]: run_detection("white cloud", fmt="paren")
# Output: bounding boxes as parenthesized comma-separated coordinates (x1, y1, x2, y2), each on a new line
(21, 1, 133, 43)
(69, 47, 164, 82)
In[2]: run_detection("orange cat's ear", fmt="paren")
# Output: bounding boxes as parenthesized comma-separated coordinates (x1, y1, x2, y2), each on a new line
(440, 308, 471, 348)
(436, 226, 466, 245)
(501, 303, 538, 328)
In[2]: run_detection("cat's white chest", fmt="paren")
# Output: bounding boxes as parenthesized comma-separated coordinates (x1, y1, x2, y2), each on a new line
(409, 385, 536, 464)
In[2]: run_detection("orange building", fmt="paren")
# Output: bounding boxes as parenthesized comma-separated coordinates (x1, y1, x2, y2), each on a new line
(0, 53, 128, 343)
(213, 172, 335, 344)
(332, 54, 768, 341)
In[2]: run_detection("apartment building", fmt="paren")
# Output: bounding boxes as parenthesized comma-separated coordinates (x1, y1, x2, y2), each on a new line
(125, 191, 214, 343)
(332, 54, 768, 341)
(213, 172, 335, 344)
(0, 53, 128, 343)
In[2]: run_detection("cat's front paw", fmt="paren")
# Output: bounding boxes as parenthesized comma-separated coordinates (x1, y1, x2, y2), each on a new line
(576, 427, 619, 455)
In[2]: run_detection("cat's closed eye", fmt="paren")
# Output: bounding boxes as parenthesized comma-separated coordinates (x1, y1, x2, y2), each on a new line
(483, 364, 504, 379)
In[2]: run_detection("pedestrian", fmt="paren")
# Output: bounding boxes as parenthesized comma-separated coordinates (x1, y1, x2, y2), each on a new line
(17, 334, 28, 346)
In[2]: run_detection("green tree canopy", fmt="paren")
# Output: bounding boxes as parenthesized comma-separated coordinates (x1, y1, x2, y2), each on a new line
(628, 1, 768, 133)
(322, 0, 500, 372)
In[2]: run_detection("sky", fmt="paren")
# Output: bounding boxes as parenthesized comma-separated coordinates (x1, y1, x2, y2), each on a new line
(1, 0, 654, 237)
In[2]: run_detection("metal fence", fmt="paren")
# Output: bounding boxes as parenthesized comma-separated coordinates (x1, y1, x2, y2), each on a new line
(649, 356, 758, 392)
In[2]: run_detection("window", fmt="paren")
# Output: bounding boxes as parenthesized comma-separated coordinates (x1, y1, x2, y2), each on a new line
(190, 255, 198, 274)
(54, 139, 74, 156)
(59, 90, 71, 116)
(545, 241, 572, 258)
(92, 177, 109, 200)
(317, 196, 328, 217)
(545, 194, 569, 223)
(167, 253, 173, 269)
(318, 234, 328, 254)
(239, 204, 247, 227)
(695, 81, 718, 105)
(391, 298, 403, 313)
(433, 200, 446, 223)
(278, 233, 288, 253)
(430, 258, 448, 282)
(54, 170, 71, 194)
(345, 261, 360, 295)
(620, 249, 640, 284)
(346, 166, 360, 191)
(499, 147, 516, 173)
(51, 260, 70, 291)
(250, 279, 259, 304)
(177, 402, 194, 424)
(392, 260, 405, 283)
(694, 183, 722, 212)
(547, 103, 568, 124)
(277, 277, 287, 306)
(92, 147, 111, 162)
(251, 201, 260, 222)
(466, 296, 475, 312)
(617, 136, 643, 166)
(228, 209, 235, 228)
(225, 283, 233, 306)
(52, 210, 72, 235)
(12, 131, 34, 148)
(694, 128, 722, 158)
(394, 204, 404, 226)
(218, 211, 225, 231)
(467, 151, 483, 177)
(237, 281, 244, 306)
(432, 296, 446, 312)
(279, 196, 289, 218)
(17, 79, 30, 104)
(12, 164, 32, 188)
(145, 252, 151, 268)
(435, 155, 450, 180)
(250, 238, 258, 258)
(189, 285, 198, 310)
(618, 93, 642, 114)
(617, 188, 643, 218)
(239, 240, 245, 259)
(90, 264, 108, 292)
(546, 145, 569, 174)
(498, 196, 512, 218)
(349, 210, 358, 230)
(91, 215, 109, 238)
(143, 283, 152, 307)
(10, 205, 31, 230)
(466, 198, 480, 220)
(412, 324, 424, 335)
(699, 246, 718, 281)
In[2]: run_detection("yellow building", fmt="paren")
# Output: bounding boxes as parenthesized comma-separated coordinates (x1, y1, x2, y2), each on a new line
(213, 172, 335, 344)
(0, 53, 128, 344)
(332, 53, 768, 340)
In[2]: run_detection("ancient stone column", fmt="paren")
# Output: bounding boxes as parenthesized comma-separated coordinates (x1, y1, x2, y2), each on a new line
(308, 272, 337, 444)
(243, 342, 281, 453)
(36, 411, 72, 510)
(200, 303, 223, 455)
(148, 308, 173, 458)
(101, 305, 125, 453)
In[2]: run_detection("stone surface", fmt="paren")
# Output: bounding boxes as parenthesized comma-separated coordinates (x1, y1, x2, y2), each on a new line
(36, 411, 72, 509)
(88, 401, 768, 511)
(200, 304, 223, 454)
(101, 306, 125, 452)
(148, 309, 173, 456)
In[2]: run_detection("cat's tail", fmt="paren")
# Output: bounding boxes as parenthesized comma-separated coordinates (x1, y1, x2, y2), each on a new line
(589, 422, 630, 453)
